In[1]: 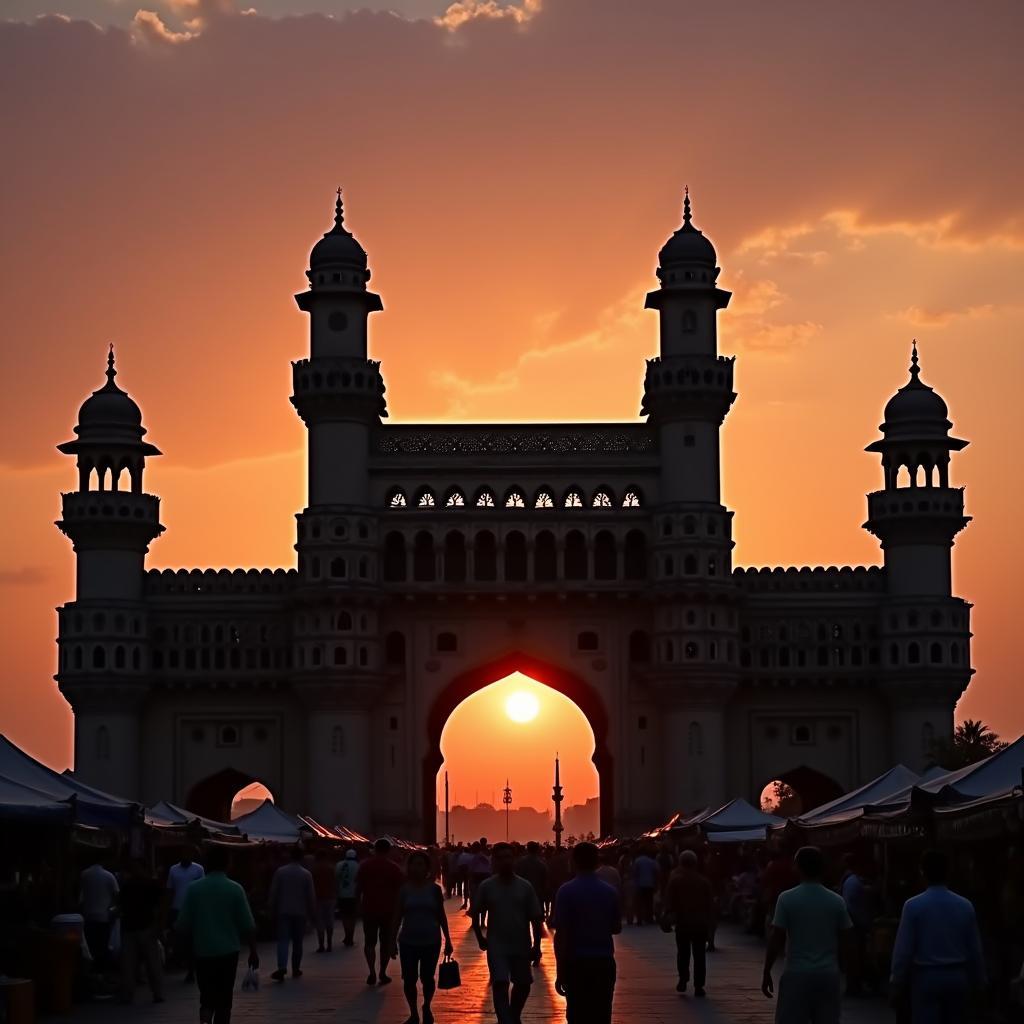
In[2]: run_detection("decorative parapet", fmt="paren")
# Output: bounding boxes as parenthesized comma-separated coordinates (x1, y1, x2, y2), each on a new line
(374, 423, 656, 457)
(145, 567, 298, 596)
(733, 565, 885, 593)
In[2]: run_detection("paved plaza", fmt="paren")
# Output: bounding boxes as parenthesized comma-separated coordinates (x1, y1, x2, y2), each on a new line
(52, 906, 889, 1024)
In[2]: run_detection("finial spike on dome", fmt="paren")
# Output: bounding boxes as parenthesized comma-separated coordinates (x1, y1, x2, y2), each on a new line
(910, 339, 920, 378)
(683, 185, 692, 225)
(106, 344, 117, 385)
(334, 187, 344, 230)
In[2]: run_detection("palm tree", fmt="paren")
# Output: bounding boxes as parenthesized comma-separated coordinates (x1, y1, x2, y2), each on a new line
(928, 719, 1008, 770)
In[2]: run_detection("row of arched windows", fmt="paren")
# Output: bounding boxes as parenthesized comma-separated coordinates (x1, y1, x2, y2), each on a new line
(388, 485, 643, 510)
(301, 555, 373, 581)
(662, 638, 734, 663)
(65, 611, 143, 635)
(382, 529, 648, 583)
(659, 553, 720, 578)
(63, 644, 143, 672)
(296, 644, 372, 669)
(738, 640, 963, 671)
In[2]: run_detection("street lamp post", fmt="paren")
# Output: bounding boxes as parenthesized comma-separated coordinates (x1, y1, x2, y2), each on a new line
(552, 754, 564, 850)
(502, 780, 513, 842)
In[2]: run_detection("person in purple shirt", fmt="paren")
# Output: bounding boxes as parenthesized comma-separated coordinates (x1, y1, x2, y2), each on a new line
(890, 849, 986, 1023)
(553, 842, 622, 1024)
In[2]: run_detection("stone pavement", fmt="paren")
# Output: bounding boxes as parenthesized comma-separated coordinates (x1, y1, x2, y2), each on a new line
(55, 903, 889, 1023)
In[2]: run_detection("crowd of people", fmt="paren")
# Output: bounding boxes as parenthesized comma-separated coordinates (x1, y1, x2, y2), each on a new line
(62, 831, 1018, 1024)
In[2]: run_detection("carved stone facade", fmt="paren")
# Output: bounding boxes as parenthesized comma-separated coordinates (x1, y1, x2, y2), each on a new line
(55, 192, 974, 837)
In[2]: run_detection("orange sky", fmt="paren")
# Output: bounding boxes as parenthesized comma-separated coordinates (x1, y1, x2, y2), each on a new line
(2, 0, 1024, 775)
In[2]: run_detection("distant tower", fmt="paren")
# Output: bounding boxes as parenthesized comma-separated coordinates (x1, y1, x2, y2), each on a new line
(290, 191, 388, 829)
(642, 190, 739, 813)
(56, 348, 164, 797)
(552, 755, 564, 849)
(865, 343, 973, 766)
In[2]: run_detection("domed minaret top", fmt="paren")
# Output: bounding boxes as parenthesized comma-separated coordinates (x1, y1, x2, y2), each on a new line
(874, 341, 965, 446)
(307, 188, 371, 289)
(58, 346, 160, 456)
(656, 187, 719, 277)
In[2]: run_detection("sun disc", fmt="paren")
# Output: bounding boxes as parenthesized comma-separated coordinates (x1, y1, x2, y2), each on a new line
(505, 690, 540, 723)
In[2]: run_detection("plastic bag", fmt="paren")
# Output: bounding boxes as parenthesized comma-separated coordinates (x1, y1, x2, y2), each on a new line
(437, 956, 461, 990)
(241, 967, 260, 992)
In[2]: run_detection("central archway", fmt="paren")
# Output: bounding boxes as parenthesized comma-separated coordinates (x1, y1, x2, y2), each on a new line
(186, 768, 275, 823)
(423, 652, 613, 843)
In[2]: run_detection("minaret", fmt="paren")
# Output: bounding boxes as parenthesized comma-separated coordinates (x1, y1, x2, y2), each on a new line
(56, 347, 163, 797)
(290, 191, 387, 830)
(642, 190, 739, 816)
(552, 755, 564, 849)
(865, 343, 973, 766)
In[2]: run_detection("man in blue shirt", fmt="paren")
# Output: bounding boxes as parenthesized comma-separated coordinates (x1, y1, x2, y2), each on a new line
(890, 849, 986, 1023)
(553, 842, 622, 1024)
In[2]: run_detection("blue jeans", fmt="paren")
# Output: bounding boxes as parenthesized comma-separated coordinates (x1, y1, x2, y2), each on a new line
(911, 966, 969, 1024)
(276, 914, 307, 972)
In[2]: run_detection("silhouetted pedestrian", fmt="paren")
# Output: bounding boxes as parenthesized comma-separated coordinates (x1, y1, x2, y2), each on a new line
(666, 849, 713, 997)
(268, 844, 315, 981)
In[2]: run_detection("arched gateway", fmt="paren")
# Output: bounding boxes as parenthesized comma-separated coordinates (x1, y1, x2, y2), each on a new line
(55, 192, 975, 840)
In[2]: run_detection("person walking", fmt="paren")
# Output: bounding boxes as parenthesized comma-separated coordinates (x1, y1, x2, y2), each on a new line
(666, 849, 713, 997)
(516, 842, 548, 911)
(357, 837, 404, 985)
(268, 844, 316, 982)
(117, 859, 165, 1005)
(175, 844, 259, 1024)
(841, 854, 874, 996)
(761, 846, 853, 1024)
(166, 846, 205, 981)
(79, 855, 119, 971)
(595, 849, 623, 895)
(394, 850, 454, 1024)
(335, 848, 360, 947)
(632, 845, 659, 925)
(890, 849, 986, 1024)
(553, 842, 621, 1024)
(311, 849, 336, 953)
(473, 842, 544, 1024)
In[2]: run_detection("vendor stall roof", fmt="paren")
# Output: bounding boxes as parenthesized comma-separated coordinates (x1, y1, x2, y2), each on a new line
(794, 764, 921, 826)
(916, 736, 1024, 802)
(146, 800, 240, 835)
(683, 798, 784, 833)
(0, 773, 73, 823)
(232, 799, 309, 843)
(0, 734, 137, 827)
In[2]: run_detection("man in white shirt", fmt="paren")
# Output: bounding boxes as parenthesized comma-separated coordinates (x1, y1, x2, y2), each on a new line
(166, 847, 205, 981)
(80, 857, 119, 970)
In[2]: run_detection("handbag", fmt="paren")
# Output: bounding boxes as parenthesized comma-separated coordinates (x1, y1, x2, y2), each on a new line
(241, 967, 260, 992)
(437, 955, 461, 990)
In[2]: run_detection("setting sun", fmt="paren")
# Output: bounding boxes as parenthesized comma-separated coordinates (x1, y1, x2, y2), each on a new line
(505, 691, 541, 724)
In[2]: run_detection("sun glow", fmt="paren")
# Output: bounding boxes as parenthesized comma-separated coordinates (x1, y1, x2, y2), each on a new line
(505, 690, 540, 723)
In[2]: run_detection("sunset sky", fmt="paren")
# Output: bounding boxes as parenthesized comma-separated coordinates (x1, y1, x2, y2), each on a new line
(2, 1, 1023, 795)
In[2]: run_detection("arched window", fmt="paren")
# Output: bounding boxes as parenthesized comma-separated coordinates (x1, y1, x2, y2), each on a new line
(624, 530, 646, 580)
(890, 643, 900, 665)
(359, 646, 368, 666)
(443, 531, 467, 583)
(577, 631, 599, 651)
(564, 488, 584, 508)
(92, 645, 106, 669)
(413, 531, 436, 582)
(535, 530, 557, 581)
(664, 639, 675, 662)
(622, 488, 642, 508)
(312, 646, 322, 667)
(474, 531, 498, 581)
(929, 642, 942, 664)
(113, 645, 125, 669)
(473, 488, 495, 508)
(682, 309, 697, 333)
(504, 531, 528, 581)
(594, 530, 616, 580)
(73, 646, 83, 670)
(330, 557, 346, 578)
(687, 721, 703, 755)
(331, 726, 345, 755)
(416, 488, 436, 508)
(565, 530, 587, 580)
(708, 557, 717, 576)
(334, 646, 348, 666)
(336, 611, 352, 631)
(628, 630, 651, 663)
(96, 725, 110, 761)
(908, 642, 921, 665)
(437, 632, 457, 653)
(592, 488, 613, 508)
(388, 488, 407, 508)
(534, 489, 555, 509)
(950, 643, 961, 665)
(684, 641, 699, 660)
(385, 632, 406, 666)
(383, 532, 407, 581)
(683, 515, 696, 535)
(663, 555, 674, 577)
(445, 488, 465, 507)
(505, 488, 527, 509)
(683, 555, 697, 575)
